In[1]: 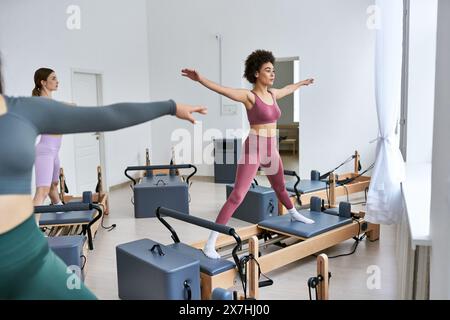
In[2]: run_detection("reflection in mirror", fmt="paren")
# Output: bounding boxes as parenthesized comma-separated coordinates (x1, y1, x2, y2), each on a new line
(274, 57, 300, 174)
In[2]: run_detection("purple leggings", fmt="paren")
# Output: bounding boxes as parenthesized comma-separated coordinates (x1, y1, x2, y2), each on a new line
(35, 135, 62, 187)
(215, 134, 294, 225)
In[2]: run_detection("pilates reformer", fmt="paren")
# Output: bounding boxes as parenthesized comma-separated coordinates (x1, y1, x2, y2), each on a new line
(39, 166, 112, 240)
(280, 151, 372, 213)
(36, 191, 103, 245)
(36, 202, 103, 250)
(153, 207, 331, 300)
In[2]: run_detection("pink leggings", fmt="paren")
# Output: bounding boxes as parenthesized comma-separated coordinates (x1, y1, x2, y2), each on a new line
(215, 134, 294, 225)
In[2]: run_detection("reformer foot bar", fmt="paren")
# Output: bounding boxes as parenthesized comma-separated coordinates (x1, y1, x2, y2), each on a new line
(155, 207, 253, 299)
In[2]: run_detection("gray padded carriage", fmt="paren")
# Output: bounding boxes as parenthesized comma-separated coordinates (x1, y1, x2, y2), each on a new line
(39, 210, 96, 225)
(285, 170, 329, 194)
(258, 210, 352, 238)
(285, 179, 328, 194)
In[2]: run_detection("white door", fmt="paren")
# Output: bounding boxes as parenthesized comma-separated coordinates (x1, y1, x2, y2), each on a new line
(72, 71, 104, 194)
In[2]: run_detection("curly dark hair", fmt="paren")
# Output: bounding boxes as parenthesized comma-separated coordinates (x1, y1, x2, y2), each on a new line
(243, 50, 275, 84)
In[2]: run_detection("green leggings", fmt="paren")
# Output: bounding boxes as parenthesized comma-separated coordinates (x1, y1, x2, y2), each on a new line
(0, 215, 96, 299)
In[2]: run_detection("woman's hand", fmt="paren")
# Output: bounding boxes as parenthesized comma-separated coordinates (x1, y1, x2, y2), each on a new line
(301, 78, 314, 86)
(175, 103, 207, 124)
(181, 69, 201, 82)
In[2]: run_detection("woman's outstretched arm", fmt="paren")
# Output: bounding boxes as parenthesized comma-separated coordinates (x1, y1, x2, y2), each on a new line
(182, 68, 251, 104)
(271, 78, 314, 100)
(10, 96, 207, 134)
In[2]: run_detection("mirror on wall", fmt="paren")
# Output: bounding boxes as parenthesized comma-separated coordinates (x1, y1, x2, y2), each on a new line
(273, 57, 300, 172)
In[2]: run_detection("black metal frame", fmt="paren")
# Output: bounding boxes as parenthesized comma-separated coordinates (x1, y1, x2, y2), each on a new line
(155, 206, 246, 297)
(283, 170, 302, 205)
(124, 164, 197, 186)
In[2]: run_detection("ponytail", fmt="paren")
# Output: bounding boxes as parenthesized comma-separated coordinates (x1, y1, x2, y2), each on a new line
(32, 87, 40, 97)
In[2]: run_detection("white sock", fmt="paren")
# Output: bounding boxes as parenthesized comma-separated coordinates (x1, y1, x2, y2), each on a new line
(288, 207, 315, 224)
(203, 231, 221, 259)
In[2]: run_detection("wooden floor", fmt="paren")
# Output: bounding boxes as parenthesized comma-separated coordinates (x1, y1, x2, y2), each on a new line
(84, 154, 398, 300)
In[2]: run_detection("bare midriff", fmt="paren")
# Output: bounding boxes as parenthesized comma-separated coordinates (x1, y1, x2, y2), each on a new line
(249, 123, 277, 137)
(0, 195, 34, 234)
(0, 97, 33, 234)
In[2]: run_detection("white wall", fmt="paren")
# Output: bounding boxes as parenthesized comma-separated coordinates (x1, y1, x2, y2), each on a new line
(146, 0, 377, 177)
(0, 0, 377, 186)
(430, 0, 450, 299)
(406, 0, 438, 163)
(0, 0, 153, 193)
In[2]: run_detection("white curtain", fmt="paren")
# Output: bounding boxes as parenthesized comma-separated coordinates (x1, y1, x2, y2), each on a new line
(366, 0, 405, 224)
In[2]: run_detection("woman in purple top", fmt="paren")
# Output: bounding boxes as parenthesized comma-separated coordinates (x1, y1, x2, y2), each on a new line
(32, 68, 65, 206)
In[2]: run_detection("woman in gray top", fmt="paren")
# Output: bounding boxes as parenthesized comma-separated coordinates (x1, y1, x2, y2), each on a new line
(0, 57, 207, 299)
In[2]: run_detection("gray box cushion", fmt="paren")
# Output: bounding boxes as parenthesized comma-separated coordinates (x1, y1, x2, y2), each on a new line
(167, 242, 235, 276)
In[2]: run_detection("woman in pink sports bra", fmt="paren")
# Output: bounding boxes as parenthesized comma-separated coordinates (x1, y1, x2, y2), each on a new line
(32, 68, 64, 206)
(182, 49, 315, 259)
